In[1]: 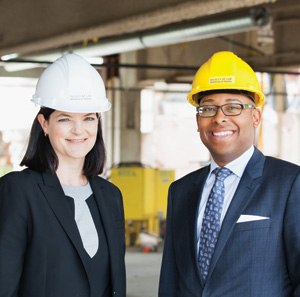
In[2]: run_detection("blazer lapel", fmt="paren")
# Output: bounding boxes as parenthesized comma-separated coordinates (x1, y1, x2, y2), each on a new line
(89, 178, 121, 289)
(183, 166, 210, 288)
(206, 148, 266, 282)
(38, 172, 90, 276)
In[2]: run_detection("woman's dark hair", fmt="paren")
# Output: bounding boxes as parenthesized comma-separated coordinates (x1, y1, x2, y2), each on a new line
(20, 107, 106, 177)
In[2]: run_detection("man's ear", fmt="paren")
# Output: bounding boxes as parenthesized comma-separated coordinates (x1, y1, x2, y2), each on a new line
(252, 108, 262, 128)
(196, 113, 200, 132)
(37, 114, 48, 134)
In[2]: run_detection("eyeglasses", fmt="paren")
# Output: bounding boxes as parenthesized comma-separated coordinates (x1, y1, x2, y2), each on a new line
(197, 103, 256, 117)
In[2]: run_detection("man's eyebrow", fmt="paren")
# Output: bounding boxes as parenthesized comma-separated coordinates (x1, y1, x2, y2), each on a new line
(200, 98, 215, 104)
(225, 98, 243, 103)
(200, 98, 242, 104)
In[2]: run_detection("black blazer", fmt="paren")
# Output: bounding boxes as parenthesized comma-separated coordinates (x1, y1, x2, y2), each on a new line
(0, 168, 126, 297)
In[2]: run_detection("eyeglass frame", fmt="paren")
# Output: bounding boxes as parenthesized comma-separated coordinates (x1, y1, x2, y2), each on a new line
(196, 103, 256, 118)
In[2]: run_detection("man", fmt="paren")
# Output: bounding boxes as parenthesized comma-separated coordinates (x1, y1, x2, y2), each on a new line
(159, 51, 300, 296)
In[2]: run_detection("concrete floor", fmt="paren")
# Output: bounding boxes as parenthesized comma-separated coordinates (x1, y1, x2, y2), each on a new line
(126, 248, 163, 297)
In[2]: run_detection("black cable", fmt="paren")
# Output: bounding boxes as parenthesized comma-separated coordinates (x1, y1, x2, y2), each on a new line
(218, 36, 266, 56)
(1, 58, 300, 75)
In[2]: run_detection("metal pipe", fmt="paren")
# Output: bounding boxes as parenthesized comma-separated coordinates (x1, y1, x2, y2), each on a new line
(60, 8, 270, 58)
(141, 8, 269, 48)
(2, 7, 270, 65)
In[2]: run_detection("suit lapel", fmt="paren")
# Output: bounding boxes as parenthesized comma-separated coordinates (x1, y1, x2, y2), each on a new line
(38, 172, 90, 276)
(39, 173, 122, 289)
(183, 167, 210, 288)
(89, 177, 120, 289)
(206, 148, 265, 282)
(191, 168, 210, 255)
(190, 166, 210, 287)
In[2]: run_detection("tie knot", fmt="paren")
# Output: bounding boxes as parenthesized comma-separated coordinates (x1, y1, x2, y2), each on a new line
(213, 167, 232, 181)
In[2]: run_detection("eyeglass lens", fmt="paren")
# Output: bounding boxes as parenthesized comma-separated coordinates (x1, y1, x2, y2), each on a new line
(199, 104, 243, 117)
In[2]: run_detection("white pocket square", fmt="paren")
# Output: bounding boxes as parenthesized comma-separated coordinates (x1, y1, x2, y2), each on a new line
(237, 215, 270, 223)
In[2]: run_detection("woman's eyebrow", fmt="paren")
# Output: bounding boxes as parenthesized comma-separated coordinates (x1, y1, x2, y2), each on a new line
(55, 113, 71, 118)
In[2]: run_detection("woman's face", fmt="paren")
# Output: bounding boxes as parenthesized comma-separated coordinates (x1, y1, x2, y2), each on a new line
(38, 111, 98, 165)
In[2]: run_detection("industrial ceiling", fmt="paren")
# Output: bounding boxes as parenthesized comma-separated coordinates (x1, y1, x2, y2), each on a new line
(0, 0, 299, 76)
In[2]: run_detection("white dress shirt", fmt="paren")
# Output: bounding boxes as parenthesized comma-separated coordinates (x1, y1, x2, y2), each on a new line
(196, 145, 255, 252)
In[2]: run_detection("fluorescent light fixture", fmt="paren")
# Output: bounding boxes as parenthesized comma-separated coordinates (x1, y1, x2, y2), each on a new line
(2, 62, 42, 72)
(1, 53, 19, 61)
(83, 56, 104, 65)
(2, 53, 104, 72)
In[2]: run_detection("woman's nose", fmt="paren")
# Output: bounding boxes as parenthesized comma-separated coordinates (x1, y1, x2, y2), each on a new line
(71, 121, 84, 134)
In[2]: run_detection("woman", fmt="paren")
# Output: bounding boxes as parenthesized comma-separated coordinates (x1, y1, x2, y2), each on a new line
(0, 54, 126, 297)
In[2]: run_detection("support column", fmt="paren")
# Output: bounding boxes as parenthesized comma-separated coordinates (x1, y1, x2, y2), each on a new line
(105, 76, 121, 168)
(118, 51, 141, 163)
(105, 52, 142, 169)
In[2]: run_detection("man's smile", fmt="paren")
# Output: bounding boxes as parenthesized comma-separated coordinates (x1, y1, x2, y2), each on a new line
(211, 131, 234, 137)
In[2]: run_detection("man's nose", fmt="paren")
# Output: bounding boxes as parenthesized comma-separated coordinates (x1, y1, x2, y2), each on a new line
(213, 106, 227, 123)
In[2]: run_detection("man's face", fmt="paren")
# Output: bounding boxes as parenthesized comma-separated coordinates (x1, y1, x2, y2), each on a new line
(196, 93, 261, 167)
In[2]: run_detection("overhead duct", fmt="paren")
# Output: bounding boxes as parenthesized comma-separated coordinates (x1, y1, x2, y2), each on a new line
(140, 7, 269, 48)
(1, 7, 269, 70)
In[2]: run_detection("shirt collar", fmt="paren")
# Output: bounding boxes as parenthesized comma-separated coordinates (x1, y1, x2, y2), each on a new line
(209, 145, 254, 178)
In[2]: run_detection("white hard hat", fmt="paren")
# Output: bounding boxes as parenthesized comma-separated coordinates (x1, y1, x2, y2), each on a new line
(31, 54, 111, 113)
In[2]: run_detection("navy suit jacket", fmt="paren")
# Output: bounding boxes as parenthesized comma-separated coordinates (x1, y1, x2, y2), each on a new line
(159, 148, 300, 297)
(0, 168, 126, 297)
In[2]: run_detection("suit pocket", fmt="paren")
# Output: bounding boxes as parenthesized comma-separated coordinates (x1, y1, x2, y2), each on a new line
(234, 219, 270, 232)
(115, 220, 125, 229)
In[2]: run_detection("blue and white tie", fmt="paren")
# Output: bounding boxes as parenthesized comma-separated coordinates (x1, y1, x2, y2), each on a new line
(198, 167, 232, 282)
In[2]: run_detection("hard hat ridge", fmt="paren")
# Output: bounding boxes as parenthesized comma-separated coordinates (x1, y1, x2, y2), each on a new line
(31, 53, 111, 113)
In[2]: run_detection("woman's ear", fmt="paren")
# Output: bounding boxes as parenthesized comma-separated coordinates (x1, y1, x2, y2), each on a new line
(37, 114, 48, 135)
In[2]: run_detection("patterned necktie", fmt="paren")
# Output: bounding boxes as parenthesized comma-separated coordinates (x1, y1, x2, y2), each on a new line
(198, 167, 232, 282)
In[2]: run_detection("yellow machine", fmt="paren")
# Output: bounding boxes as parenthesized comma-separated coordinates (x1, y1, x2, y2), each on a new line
(110, 166, 174, 247)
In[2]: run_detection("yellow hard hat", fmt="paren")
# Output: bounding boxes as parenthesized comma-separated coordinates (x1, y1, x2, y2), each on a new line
(187, 51, 265, 107)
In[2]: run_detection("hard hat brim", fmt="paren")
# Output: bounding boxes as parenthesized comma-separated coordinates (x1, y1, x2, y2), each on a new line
(188, 87, 264, 107)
